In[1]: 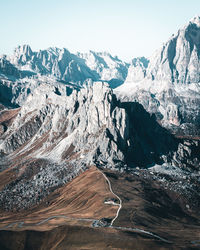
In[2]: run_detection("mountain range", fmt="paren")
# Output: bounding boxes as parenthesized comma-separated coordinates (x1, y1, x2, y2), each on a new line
(0, 16, 200, 249)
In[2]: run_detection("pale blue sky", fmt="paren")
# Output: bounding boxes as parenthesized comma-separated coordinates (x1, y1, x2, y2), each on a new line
(1, 0, 200, 61)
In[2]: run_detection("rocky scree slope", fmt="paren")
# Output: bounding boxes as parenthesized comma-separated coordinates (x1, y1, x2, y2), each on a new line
(116, 16, 200, 136)
(0, 82, 199, 210)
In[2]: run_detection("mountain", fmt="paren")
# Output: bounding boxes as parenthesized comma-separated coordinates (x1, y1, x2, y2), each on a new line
(148, 16, 200, 84)
(7, 45, 128, 87)
(116, 16, 200, 136)
(9, 45, 97, 83)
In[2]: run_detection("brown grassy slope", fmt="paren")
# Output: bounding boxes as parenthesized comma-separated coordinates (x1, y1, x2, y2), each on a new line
(103, 169, 200, 248)
(1, 168, 200, 249)
(0, 225, 174, 250)
(0, 166, 118, 230)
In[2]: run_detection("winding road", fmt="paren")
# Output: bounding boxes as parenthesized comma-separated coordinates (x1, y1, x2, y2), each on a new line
(0, 216, 94, 230)
(99, 170, 122, 226)
(99, 170, 172, 244)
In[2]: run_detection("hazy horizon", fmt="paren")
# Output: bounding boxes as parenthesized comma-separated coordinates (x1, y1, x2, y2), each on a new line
(1, 0, 200, 61)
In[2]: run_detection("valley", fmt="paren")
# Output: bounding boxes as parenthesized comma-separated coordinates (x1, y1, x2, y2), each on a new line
(0, 167, 200, 249)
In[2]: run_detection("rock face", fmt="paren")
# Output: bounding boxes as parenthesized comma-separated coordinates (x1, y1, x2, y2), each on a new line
(0, 82, 128, 210)
(0, 82, 128, 169)
(0, 75, 79, 108)
(116, 16, 200, 136)
(0, 82, 199, 171)
(146, 16, 200, 84)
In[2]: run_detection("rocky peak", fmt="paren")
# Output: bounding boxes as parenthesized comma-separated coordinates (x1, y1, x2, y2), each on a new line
(12, 45, 33, 64)
(188, 15, 200, 27)
(77, 50, 129, 87)
(58, 48, 71, 60)
(17, 44, 33, 56)
(145, 16, 200, 84)
(46, 47, 62, 56)
(116, 16, 200, 136)
(132, 57, 149, 68)
(117, 16, 200, 87)
(125, 57, 149, 83)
